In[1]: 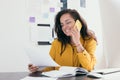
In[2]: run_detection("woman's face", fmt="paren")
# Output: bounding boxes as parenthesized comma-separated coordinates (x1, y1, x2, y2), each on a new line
(60, 13, 75, 36)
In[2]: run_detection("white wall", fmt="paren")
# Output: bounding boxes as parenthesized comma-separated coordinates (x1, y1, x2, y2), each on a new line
(0, 0, 30, 72)
(85, 0, 106, 69)
(0, 0, 105, 72)
(99, 0, 120, 68)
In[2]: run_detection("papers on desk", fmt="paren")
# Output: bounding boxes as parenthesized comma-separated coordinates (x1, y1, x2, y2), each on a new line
(103, 72, 120, 80)
(24, 44, 60, 67)
(86, 68, 120, 79)
(20, 76, 57, 80)
(42, 66, 88, 78)
(92, 68, 120, 75)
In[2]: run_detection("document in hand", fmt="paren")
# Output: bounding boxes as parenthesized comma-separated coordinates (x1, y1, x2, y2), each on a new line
(24, 44, 60, 67)
(42, 66, 88, 78)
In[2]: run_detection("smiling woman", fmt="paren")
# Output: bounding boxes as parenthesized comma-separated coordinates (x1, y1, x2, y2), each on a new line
(0, 0, 107, 72)
(28, 9, 97, 72)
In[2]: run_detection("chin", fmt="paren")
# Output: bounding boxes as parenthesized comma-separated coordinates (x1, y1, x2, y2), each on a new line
(64, 32, 70, 36)
(65, 34, 70, 37)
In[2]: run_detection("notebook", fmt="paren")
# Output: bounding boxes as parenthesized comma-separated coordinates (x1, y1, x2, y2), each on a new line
(92, 68, 120, 75)
(42, 66, 88, 78)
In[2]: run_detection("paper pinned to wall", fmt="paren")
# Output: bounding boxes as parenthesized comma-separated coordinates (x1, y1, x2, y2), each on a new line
(37, 25, 52, 42)
(29, 17, 35, 23)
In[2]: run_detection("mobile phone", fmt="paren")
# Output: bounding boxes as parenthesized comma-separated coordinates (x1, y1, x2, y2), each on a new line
(74, 20, 82, 31)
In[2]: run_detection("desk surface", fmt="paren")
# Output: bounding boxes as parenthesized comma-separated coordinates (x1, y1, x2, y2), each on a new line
(0, 72, 28, 80)
(0, 72, 99, 80)
(1, 72, 120, 80)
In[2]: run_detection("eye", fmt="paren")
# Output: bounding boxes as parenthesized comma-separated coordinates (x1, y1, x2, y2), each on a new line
(66, 21, 72, 25)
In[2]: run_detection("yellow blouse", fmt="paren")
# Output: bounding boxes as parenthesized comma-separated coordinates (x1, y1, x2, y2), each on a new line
(43, 37, 97, 72)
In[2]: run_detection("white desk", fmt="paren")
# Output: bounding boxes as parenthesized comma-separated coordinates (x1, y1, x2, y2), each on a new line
(102, 72, 120, 80)
(0, 72, 120, 80)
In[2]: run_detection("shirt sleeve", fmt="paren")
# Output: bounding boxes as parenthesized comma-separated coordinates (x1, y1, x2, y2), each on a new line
(77, 38, 97, 71)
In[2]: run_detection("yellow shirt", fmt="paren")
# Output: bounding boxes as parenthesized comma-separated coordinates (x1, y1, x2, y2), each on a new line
(43, 37, 97, 72)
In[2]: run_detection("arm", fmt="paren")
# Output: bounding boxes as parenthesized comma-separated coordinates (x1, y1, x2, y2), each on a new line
(76, 38, 97, 71)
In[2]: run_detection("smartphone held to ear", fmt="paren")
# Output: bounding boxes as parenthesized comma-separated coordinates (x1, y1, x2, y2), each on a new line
(74, 20, 82, 31)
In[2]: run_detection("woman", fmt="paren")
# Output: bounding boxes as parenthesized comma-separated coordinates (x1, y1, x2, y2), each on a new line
(28, 9, 97, 72)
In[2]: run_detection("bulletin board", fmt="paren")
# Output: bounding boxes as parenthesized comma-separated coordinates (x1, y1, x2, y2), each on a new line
(27, 0, 86, 45)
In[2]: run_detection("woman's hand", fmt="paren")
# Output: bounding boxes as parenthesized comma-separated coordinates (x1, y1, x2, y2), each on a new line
(69, 26, 81, 46)
(70, 27, 85, 53)
(28, 64, 39, 73)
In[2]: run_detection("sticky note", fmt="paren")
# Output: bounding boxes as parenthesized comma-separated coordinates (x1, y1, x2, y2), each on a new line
(50, 8, 55, 12)
(29, 17, 35, 23)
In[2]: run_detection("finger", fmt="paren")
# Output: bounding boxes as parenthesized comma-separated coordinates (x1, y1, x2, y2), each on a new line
(28, 64, 33, 67)
(73, 26, 79, 32)
(28, 64, 36, 70)
(29, 67, 38, 72)
(71, 28, 79, 36)
(30, 68, 37, 72)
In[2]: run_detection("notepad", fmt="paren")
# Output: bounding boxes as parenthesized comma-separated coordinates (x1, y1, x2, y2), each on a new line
(92, 68, 120, 75)
(42, 66, 88, 78)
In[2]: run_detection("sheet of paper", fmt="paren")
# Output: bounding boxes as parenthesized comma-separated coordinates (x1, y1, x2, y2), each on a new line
(20, 76, 57, 80)
(24, 44, 60, 67)
(92, 68, 120, 74)
(103, 72, 120, 80)
(42, 70, 74, 78)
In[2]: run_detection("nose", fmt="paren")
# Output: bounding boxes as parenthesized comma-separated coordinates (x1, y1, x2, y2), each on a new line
(62, 23, 68, 29)
(62, 25, 67, 31)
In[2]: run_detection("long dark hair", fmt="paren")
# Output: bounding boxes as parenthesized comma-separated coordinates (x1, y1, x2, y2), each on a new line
(54, 9, 89, 55)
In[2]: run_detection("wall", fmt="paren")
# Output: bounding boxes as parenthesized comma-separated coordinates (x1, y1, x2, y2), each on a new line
(0, 0, 30, 72)
(99, 0, 120, 68)
(85, 0, 106, 69)
(0, 0, 105, 72)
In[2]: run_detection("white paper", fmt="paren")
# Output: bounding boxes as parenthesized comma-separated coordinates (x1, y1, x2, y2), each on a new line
(92, 68, 120, 74)
(30, 26, 52, 42)
(42, 70, 74, 78)
(42, 66, 87, 78)
(20, 76, 57, 80)
(24, 44, 60, 67)
(37, 27, 51, 42)
(103, 72, 120, 80)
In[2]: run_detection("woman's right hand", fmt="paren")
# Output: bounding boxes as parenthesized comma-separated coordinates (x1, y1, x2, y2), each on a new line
(28, 64, 39, 73)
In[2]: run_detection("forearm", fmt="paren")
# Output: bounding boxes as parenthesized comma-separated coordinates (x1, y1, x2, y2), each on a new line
(77, 50, 96, 71)
(41, 67, 55, 72)
(75, 43, 85, 53)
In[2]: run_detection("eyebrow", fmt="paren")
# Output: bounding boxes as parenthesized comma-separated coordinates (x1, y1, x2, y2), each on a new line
(60, 19, 73, 25)
(65, 19, 71, 22)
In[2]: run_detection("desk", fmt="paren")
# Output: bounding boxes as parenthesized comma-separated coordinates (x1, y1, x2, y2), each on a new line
(0, 72, 120, 80)
(0, 72, 98, 80)
(0, 72, 28, 80)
